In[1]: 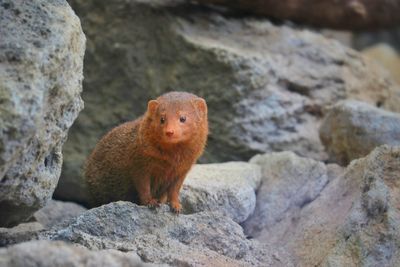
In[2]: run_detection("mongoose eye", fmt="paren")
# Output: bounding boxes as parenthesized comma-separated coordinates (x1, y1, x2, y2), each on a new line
(160, 117, 165, 124)
(180, 116, 186, 123)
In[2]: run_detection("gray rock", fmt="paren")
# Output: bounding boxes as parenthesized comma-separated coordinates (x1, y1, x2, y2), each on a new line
(0, 200, 86, 247)
(0, 222, 44, 247)
(181, 162, 261, 223)
(361, 43, 400, 85)
(57, 0, 400, 204)
(33, 199, 87, 228)
(0, 240, 157, 267)
(320, 100, 400, 165)
(242, 151, 332, 240)
(320, 145, 400, 267)
(244, 146, 400, 266)
(0, 0, 85, 227)
(50, 202, 292, 266)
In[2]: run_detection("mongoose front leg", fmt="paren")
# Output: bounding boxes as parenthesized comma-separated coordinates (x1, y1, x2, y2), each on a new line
(158, 192, 168, 204)
(133, 175, 159, 208)
(168, 176, 186, 213)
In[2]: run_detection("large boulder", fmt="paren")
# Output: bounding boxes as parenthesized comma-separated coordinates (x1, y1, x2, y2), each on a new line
(319, 100, 400, 165)
(0, 0, 85, 227)
(0, 240, 157, 267)
(244, 145, 400, 266)
(49, 202, 291, 266)
(242, 151, 339, 239)
(58, 0, 400, 204)
(181, 162, 261, 223)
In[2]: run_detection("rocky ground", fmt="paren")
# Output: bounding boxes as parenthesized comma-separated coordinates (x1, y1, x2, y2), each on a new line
(1, 146, 399, 266)
(1, 0, 400, 266)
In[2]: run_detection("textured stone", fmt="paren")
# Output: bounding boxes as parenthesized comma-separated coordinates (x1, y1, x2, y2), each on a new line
(0, 0, 85, 226)
(319, 100, 400, 165)
(181, 162, 261, 223)
(0, 240, 157, 267)
(244, 146, 400, 266)
(361, 43, 400, 86)
(58, 0, 400, 204)
(33, 199, 86, 228)
(243, 151, 333, 240)
(50, 202, 291, 266)
(0, 200, 86, 247)
(0, 222, 44, 247)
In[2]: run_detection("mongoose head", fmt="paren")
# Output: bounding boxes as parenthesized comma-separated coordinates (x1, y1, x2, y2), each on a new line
(145, 92, 208, 146)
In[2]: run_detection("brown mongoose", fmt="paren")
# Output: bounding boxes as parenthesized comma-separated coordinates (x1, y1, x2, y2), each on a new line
(84, 91, 208, 213)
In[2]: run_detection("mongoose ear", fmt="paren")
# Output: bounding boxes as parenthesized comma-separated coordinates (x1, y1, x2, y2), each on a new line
(147, 100, 159, 114)
(193, 98, 207, 117)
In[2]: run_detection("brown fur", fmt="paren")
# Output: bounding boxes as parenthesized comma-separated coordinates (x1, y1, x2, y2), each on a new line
(84, 92, 208, 213)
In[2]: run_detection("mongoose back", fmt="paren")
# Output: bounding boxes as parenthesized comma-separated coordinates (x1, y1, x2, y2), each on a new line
(85, 91, 208, 213)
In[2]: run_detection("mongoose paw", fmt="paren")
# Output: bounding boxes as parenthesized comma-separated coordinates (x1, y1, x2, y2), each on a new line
(158, 194, 168, 204)
(146, 198, 160, 209)
(170, 202, 182, 214)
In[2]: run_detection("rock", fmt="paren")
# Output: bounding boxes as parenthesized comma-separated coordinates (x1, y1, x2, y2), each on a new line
(0, 222, 44, 247)
(194, 0, 400, 30)
(33, 200, 87, 228)
(362, 43, 400, 85)
(0, 0, 85, 227)
(0, 240, 157, 267)
(50, 202, 291, 266)
(319, 100, 400, 165)
(58, 0, 400, 204)
(306, 145, 400, 266)
(243, 145, 400, 266)
(0, 200, 86, 247)
(319, 29, 353, 47)
(242, 151, 334, 239)
(181, 162, 261, 223)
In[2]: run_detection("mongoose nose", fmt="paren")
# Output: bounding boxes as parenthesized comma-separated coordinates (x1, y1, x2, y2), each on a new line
(166, 130, 174, 137)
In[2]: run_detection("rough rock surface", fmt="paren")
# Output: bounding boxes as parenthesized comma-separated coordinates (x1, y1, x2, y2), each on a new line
(194, 0, 400, 30)
(50, 202, 292, 266)
(0, 240, 157, 267)
(0, 200, 86, 247)
(181, 162, 261, 223)
(33, 199, 87, 228)
(58, 0, 400, 204)
(242, 151, 338, 239)
(0, 222, 44, 247)
(0, 0, 85, 227)
(361, 43, 400, 85)
(320, 100, 400, 165)
(244, 146, 400, 266)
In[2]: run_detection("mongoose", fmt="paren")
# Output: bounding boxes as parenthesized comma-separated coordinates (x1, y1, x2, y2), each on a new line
(84, 92, 208, 213)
